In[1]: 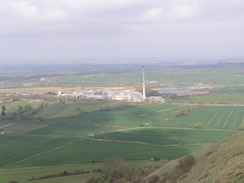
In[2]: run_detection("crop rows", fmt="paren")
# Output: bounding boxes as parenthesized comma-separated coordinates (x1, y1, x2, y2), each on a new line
(150, 106, 244, 129)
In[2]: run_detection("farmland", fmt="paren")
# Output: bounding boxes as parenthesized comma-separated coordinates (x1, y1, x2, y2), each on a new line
(0, 103, 241, 169)
(149, 106, 244, 129)
(173, 93, 244, 104)
(0, 63, 244, 183)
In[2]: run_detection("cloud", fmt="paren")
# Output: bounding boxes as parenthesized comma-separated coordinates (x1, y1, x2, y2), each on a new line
(143, 8, 163, 21)
(1, 0, 243, 35)
(0, 0, 244, 62)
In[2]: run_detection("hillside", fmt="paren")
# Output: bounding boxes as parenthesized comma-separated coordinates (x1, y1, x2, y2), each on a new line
(147, 131, 244, 183)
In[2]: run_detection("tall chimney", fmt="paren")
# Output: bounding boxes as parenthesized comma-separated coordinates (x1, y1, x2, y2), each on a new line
(142, 66, 146, 99)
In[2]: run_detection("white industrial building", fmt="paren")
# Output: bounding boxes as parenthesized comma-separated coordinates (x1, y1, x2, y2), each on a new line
(58, 67, 165, 103)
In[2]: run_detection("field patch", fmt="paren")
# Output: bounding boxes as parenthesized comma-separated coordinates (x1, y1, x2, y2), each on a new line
(150, 106, 244, 130)
(96, 128, 237, 146)
(173, 93, 244, 104)
(0, 135, 205, 168)
(0, 135, 74, 168)
(34, 101, 133, 119)
(27, 104, 188, 136)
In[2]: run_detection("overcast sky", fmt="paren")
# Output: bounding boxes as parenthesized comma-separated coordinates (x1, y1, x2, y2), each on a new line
(0, 0, 244, 64)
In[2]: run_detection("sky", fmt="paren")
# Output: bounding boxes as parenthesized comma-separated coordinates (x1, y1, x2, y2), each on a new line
(0, 0, 244, 64)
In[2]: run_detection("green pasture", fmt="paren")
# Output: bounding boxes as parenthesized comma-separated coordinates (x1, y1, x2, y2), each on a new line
(28, 124, 123, 136)
(0, 100, 45, 113)
(150, 106, 244, 129)
(0, 135, 73, 168)
(173, 93, 244, 104)
(0, 121, 47, 134)
(168, 74, 244, 85)
(97, 128, 237, 145)
(206, 86, 244, 94)
(34, 101, 132, 119)
(0, 135, 204, 169)
(28, 104, 188, 136)
(0, 102, 243, 173)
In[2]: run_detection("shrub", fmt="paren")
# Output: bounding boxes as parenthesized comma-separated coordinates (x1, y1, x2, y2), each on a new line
(110, 168, 123, 179)
(177, 154, 196, 172)
(238, 124, 244, 130)
(147, 175, 160, 183)
(194, 122, 204, 129)
(86, 176, 100, 183)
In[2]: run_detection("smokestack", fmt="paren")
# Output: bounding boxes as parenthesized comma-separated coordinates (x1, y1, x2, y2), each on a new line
(142, 66, 146, 99)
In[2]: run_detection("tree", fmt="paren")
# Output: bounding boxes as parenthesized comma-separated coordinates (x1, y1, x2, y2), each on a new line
(2, 105, 6, 111)
(1, 105, 6, 116)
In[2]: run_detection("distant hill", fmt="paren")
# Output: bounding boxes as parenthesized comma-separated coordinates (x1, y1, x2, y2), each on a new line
(146, 132, 244, 183)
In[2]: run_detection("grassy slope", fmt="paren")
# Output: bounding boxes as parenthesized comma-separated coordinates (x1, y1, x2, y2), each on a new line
(148, 132, 244, 183)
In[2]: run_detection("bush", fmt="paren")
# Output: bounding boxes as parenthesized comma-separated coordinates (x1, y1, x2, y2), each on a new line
(238, 124, 244, 130)
(177, 155, 196, 172)
(193, 122, 204, 129)
(86, 176, 100, 183)
(147, 175, 160, 183)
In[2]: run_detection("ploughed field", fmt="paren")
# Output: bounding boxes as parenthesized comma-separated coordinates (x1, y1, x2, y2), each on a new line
(0, 102, 242, 169)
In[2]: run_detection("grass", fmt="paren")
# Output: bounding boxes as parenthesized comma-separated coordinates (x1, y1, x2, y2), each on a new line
(1, 104, 242, 169)
(27, 104, 188, 136)
(34, 101, 133, 119)
(206, 86, 244, 94)
(97, 128, 237, 145)
(0, 135, 205, 169)
(173, 93, 244, 104)
(0, 135, 73, 168)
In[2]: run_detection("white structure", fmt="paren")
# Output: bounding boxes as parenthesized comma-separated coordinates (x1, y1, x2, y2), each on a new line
(56, 67, 166, 103)
(58, 89, 144, 102)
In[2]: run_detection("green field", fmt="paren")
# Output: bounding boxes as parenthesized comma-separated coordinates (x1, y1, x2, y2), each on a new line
(32, 101, 134, 119)
(173, 93, 244, 104)
(149, 106, 244, 129)
(24, 104, 188, 136)
(0, 103, 242, 170)
(97, 128, 236, 145)
(206, 86, 244, 94)
(0, 136, 204, 169)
